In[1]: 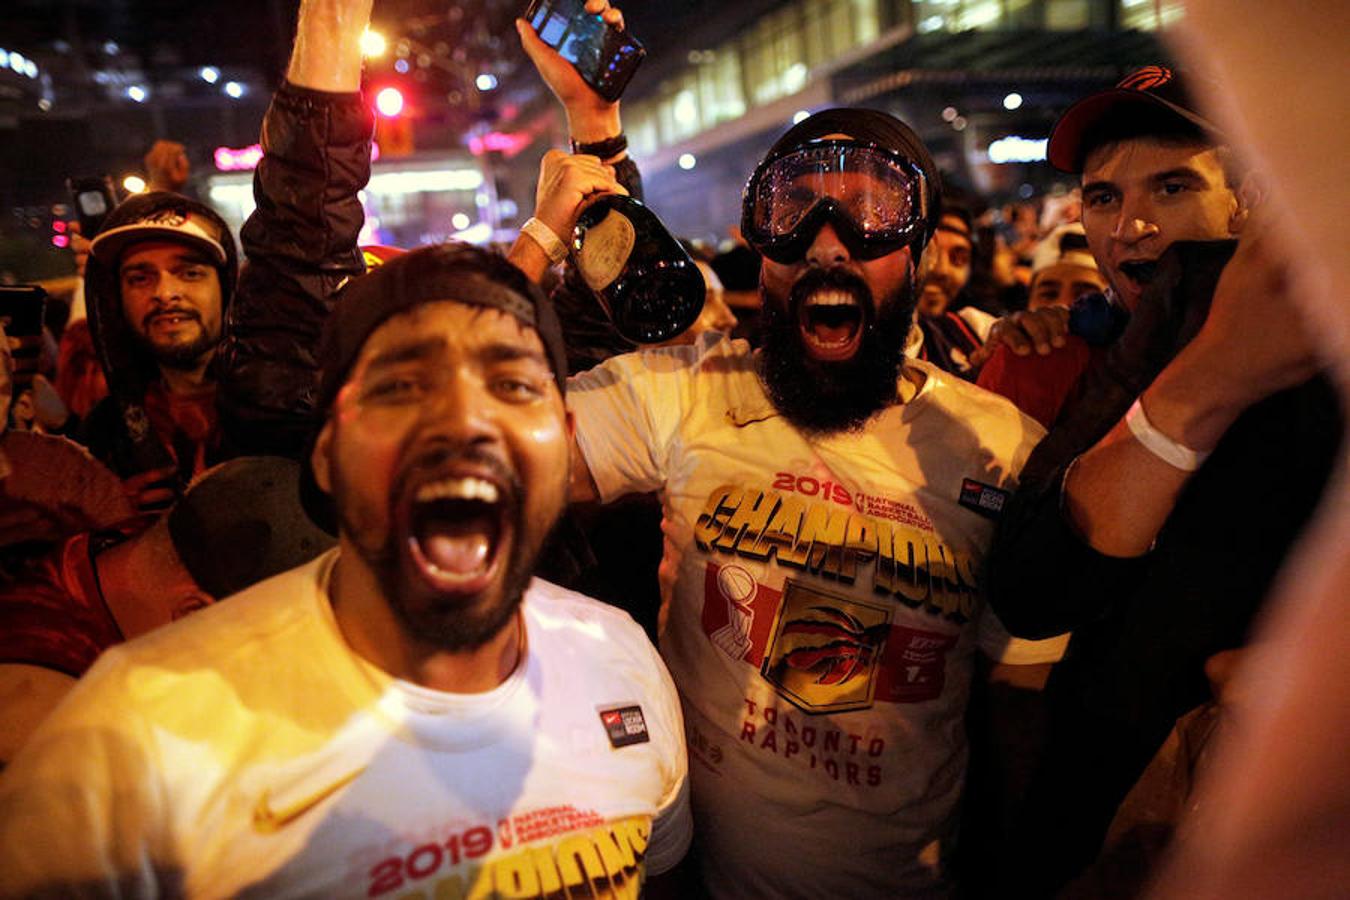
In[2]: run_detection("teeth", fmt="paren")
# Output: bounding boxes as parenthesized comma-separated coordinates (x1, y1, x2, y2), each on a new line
(804, 332, 851, 347)
(415, 477, 499, 504)
(805, 290, 858, 308)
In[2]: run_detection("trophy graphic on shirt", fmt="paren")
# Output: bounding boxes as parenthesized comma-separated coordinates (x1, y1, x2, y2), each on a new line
(710, 564, 757, 662)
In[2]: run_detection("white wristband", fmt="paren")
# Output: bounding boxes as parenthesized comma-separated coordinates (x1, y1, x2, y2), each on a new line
(520, 217, 569, 265)
(1125, 398, 1210, 471)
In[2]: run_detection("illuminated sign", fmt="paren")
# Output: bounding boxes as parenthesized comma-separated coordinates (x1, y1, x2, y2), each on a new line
(214, 144, 264, 171)
(986, 136, 1048, 164)
(215, 142, 382, 172)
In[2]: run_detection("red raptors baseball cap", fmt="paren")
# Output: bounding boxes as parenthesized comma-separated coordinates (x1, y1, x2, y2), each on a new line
(1047, 65, 1224, 173)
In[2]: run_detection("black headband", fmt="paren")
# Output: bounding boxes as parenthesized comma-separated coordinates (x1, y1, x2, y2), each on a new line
(316, 243, 568, 415)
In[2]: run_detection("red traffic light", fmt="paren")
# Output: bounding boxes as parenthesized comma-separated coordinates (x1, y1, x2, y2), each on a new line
(375, 86, 405, 118)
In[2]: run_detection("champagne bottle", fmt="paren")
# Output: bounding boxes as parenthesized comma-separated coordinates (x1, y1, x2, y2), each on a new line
(571, 194, 705, 344)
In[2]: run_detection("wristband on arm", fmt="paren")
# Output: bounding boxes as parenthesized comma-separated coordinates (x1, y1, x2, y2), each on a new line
(570, 133, 628, 160)
(1125, 398, 1211, 471)
(520, 217, 569, 265)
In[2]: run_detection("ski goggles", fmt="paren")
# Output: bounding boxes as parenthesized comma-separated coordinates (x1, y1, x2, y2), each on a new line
(742, 139, 932, 264)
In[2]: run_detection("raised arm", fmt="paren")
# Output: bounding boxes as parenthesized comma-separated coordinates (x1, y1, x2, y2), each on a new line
(509, 0, 631, 283)
(287, 0, 372, 91)
(985, 225, 1324, 638)
(216, 0, 375, 458)
(1062, 223, 1319, 556)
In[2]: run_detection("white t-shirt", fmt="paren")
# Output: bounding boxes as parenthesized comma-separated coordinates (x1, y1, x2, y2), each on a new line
(569, 335, 1066, 898)
(0, 550, 690, 899)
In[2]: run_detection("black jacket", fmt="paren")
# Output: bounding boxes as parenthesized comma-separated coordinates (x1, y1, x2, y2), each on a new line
(982, 241, 1343, 888)
(216, 83, 374, 460)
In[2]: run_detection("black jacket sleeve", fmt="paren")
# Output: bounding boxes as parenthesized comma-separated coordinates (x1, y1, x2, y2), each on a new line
(216, 83, 375, 459)
(983, 241, 1237, 639)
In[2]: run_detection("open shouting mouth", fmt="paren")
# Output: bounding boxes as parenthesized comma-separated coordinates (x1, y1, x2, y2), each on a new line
(1116, 258, 1159, 294)
(404, 473, 512, 596)
(798, 288, 866, 361)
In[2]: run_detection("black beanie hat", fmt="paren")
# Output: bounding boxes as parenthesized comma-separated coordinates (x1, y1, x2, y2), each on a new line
(316, 242, 567, 413)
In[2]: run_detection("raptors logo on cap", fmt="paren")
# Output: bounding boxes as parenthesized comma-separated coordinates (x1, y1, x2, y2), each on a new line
(1117, 65, 1174, 92)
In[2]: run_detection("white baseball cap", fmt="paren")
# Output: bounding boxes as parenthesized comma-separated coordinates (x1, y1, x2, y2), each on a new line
(90, 206, 228, 266)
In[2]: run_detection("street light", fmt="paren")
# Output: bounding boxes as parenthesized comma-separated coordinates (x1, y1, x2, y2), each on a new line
(375, 86, 404, 117)
(200, 66, 220, 84)
(361, 28, 388, 59)
(1003, 92, 1024, 110)
(224, 81, 245, 99)
(127, 85, 148, 103)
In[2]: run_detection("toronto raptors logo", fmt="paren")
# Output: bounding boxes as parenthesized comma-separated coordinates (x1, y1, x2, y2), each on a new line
(139, 208, 190, 228)
(1117, 65, 1173, 92)
(762, 580, 891, 714)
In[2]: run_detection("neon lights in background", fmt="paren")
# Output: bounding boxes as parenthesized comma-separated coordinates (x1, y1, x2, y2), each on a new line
(986, 136, 1048, 164)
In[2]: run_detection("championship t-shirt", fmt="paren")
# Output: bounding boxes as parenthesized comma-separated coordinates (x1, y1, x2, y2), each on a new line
(0, 551, 690, 899)
(570, 334, 1067, 898)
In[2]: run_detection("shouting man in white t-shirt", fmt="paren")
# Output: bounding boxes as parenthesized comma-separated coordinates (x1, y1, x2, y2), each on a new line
(511, 7, 1069, 894)
(0, 2, 689, 898)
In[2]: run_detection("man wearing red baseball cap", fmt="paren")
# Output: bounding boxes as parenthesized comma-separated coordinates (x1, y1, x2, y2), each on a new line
(978, 66, 1338, 893)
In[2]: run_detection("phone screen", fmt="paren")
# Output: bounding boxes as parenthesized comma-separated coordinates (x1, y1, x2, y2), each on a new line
(525, 0, 645, 102)
(0, 286, 48, 395)
(67, 176, 118, 237)
(76, 190, 110, 218)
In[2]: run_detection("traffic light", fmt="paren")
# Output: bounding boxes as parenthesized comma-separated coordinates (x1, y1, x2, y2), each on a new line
(373, 85, 414, 158)
(375, 86, 404, 117)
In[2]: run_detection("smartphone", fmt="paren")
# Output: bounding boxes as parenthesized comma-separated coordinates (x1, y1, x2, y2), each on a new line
(524, 0, 646, 103)
(67, 175, 119, 238)
(0, 286, 49, 394)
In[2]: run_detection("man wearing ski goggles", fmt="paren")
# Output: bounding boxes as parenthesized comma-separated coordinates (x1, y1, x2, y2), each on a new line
(735, 108, 941, 432)
(743, 138, 932, 265)
(556, 96, 1068, 898)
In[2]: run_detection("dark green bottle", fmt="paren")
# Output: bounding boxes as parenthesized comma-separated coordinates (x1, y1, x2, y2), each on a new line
(571, 193, 705, 344)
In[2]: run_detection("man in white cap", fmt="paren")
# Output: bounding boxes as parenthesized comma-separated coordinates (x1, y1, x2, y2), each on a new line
(79, 192, 239, 506)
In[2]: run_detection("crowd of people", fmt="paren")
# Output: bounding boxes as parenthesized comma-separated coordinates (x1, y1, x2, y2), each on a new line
(0, 0, 1342, 897)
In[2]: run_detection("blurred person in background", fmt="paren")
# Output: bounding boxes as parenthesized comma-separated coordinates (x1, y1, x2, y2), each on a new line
(143, 140, 191, 195)
(0, 320, 133, 564)
(48, 136, 191, 427)
(711, 224, 764, 340)
(653, 245, 739, 348)
(1024, 224, 1106, 313)
(913, 203, 996, 378)
(74, 192, 239, 513)
(53, 221, 109, 422)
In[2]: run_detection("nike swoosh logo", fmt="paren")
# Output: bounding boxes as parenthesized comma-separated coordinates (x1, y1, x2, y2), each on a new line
(252, 766, 366, 834)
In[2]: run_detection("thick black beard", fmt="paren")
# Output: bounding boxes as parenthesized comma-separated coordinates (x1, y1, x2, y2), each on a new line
(758, 266, 916, 434)
(334, 443, 545, 653)
(130, 315, 221, 372)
